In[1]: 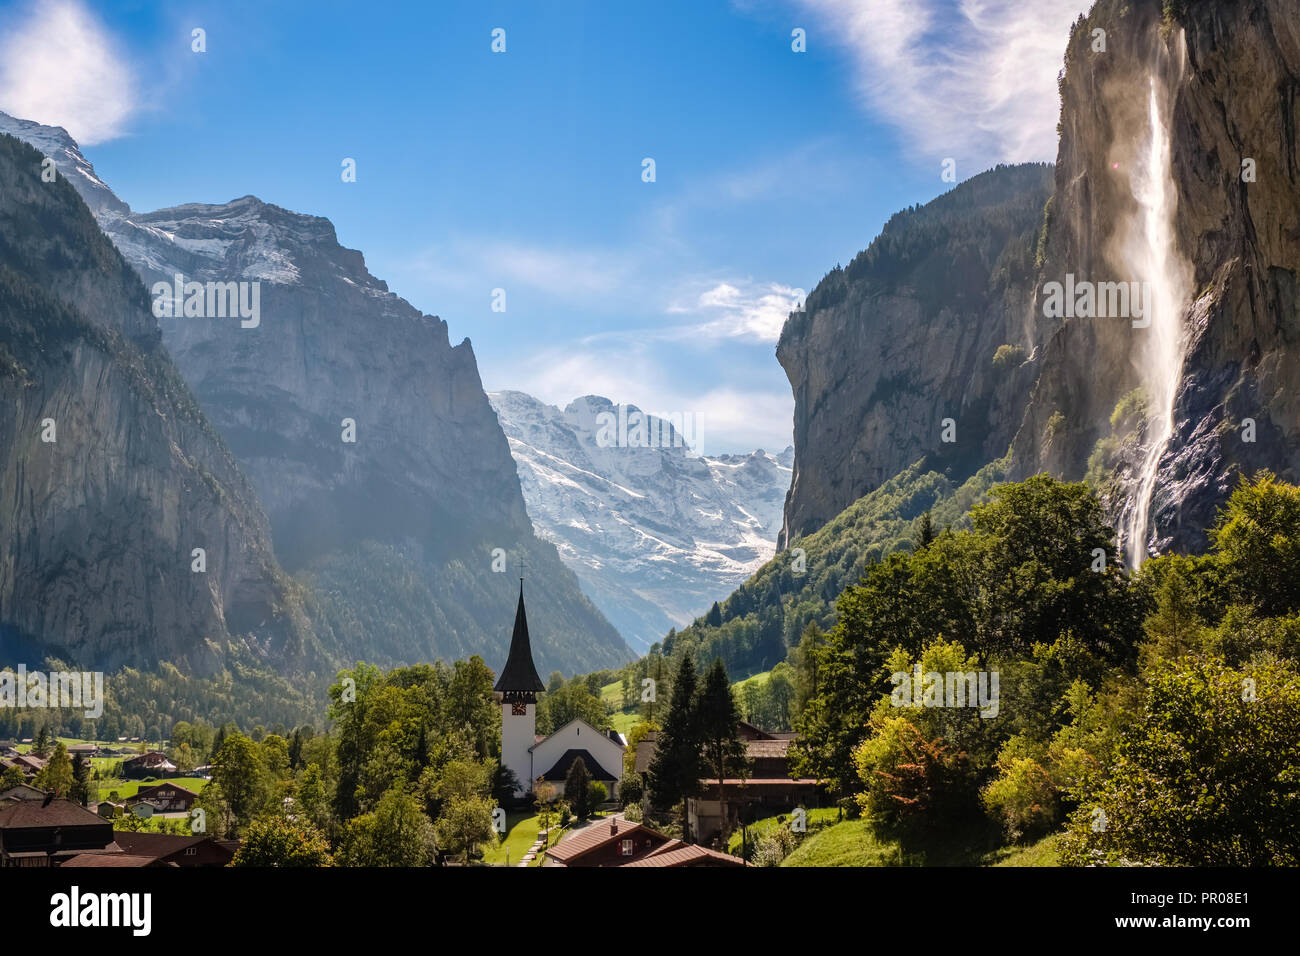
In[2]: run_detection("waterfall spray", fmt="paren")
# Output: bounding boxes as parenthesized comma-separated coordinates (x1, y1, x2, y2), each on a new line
(1124, 75, 1190, 569)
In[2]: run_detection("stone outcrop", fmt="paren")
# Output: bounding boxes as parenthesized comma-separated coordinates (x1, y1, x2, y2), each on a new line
(777, 163, 1054, 547)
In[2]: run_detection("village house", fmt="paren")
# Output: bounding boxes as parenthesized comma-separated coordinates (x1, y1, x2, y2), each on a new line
(544, 817, 743, 867)
(634, 720, 822, 844)
(63, 832, 237, 868)
(0, 796, 117, 867)
(3, 753, 46, 778)
(121, 751, 177, 779)
(129, 782, 199, 814)
(0, 783, 47, 802)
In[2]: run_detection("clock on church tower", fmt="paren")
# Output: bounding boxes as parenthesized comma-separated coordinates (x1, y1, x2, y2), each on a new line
(494, 580, 546, 797)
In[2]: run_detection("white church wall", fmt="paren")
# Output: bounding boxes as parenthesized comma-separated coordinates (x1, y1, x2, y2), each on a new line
(501, 700, 536, 796)
(531, 718, 625, 800)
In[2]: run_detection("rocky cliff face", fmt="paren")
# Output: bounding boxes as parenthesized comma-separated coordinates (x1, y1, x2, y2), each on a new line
(0, 132, 316, 674)
(0, 114, 630, 675)
(1010, 0, 1300, 555)
(490, 390, 792, 650)
(777, 163, 1054, 547)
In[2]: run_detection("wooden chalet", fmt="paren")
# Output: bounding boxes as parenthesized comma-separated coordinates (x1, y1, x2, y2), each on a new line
(543, 817, 743, 867)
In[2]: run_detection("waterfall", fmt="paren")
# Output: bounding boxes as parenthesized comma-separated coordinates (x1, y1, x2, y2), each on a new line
(1123, 75, 1190, 570)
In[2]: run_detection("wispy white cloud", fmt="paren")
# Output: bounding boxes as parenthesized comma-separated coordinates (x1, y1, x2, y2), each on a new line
(794, 0, 1086, 167)
(666, 279, 805, 343)
(401, 236, 634, 306)
(0, 0, 136, 145)
(402, 242, 802, 345)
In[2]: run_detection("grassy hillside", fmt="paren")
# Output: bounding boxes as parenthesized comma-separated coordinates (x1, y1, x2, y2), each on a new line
(781, 821, 1064, 867)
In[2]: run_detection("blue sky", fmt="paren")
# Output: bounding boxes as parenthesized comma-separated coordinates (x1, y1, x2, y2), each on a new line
(0, 0, 1086, 453)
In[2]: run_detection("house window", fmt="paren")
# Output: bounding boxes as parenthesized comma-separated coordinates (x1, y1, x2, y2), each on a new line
(620, 839, 634, 857)
(184, 847, 197, 856)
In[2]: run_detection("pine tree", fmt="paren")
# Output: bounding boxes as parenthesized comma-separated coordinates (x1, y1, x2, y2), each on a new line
(70, 752, 93, 806)
(565, 756, 593, 820)
(288, 729, 304, 770)
(697, 659, 748, 842)
(706, 602, 723, 627)
(915, 510, 936, 550)
(32, 725, 51, 759)
(211, 725, 227, 762)
(647, 655, 706, 841)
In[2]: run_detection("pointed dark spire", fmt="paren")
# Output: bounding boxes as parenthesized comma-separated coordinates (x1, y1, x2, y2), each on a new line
(494, 581, 545, 695)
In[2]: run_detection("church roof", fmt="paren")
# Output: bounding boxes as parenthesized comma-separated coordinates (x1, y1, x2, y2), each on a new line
(537, 748, 619, 782)
(493, 583, 545, 693)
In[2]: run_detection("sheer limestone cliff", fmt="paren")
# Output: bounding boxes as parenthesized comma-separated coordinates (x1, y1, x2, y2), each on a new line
(777, 163, 1054, 548)
(0, 132, 317, 674)
(1010, 0, 1300, 556)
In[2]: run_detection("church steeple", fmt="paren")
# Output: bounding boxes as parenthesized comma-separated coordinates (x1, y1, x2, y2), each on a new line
(494, 581, 545, 700)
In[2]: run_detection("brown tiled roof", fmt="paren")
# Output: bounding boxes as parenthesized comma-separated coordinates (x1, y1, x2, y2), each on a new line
(736, 720, 776, 740)
(642, 838, 684, 857)
(0, 784, 47, 801)
(621, 845, 745, 867)
(61, 853, 169, 867)
(122, 751, 173, 766)
(746, 739, 792, 759)
(546, 820, 651, 863)
(0, 798, 106, 828)
(135, 782, 199, 799)
(634, 730, 800, 773)
(111, 832, 206, 858)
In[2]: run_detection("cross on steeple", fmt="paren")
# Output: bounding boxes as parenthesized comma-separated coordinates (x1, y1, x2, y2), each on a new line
(518, 554, 525, 584)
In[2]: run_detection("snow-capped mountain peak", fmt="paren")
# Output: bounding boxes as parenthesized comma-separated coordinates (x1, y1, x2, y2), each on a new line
(490, 390, 793, 651)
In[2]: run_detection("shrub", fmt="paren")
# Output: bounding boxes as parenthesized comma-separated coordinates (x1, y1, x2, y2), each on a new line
(1060, 657, 1300, 866)
(618, 772, 643, 807)
(992, 344, 1025, 371)
(753, 825, 798, 866)
(982, 756, 1058, 841)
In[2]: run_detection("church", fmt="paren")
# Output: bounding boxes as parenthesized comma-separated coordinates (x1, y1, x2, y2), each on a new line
(495, 582, 625, 802)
